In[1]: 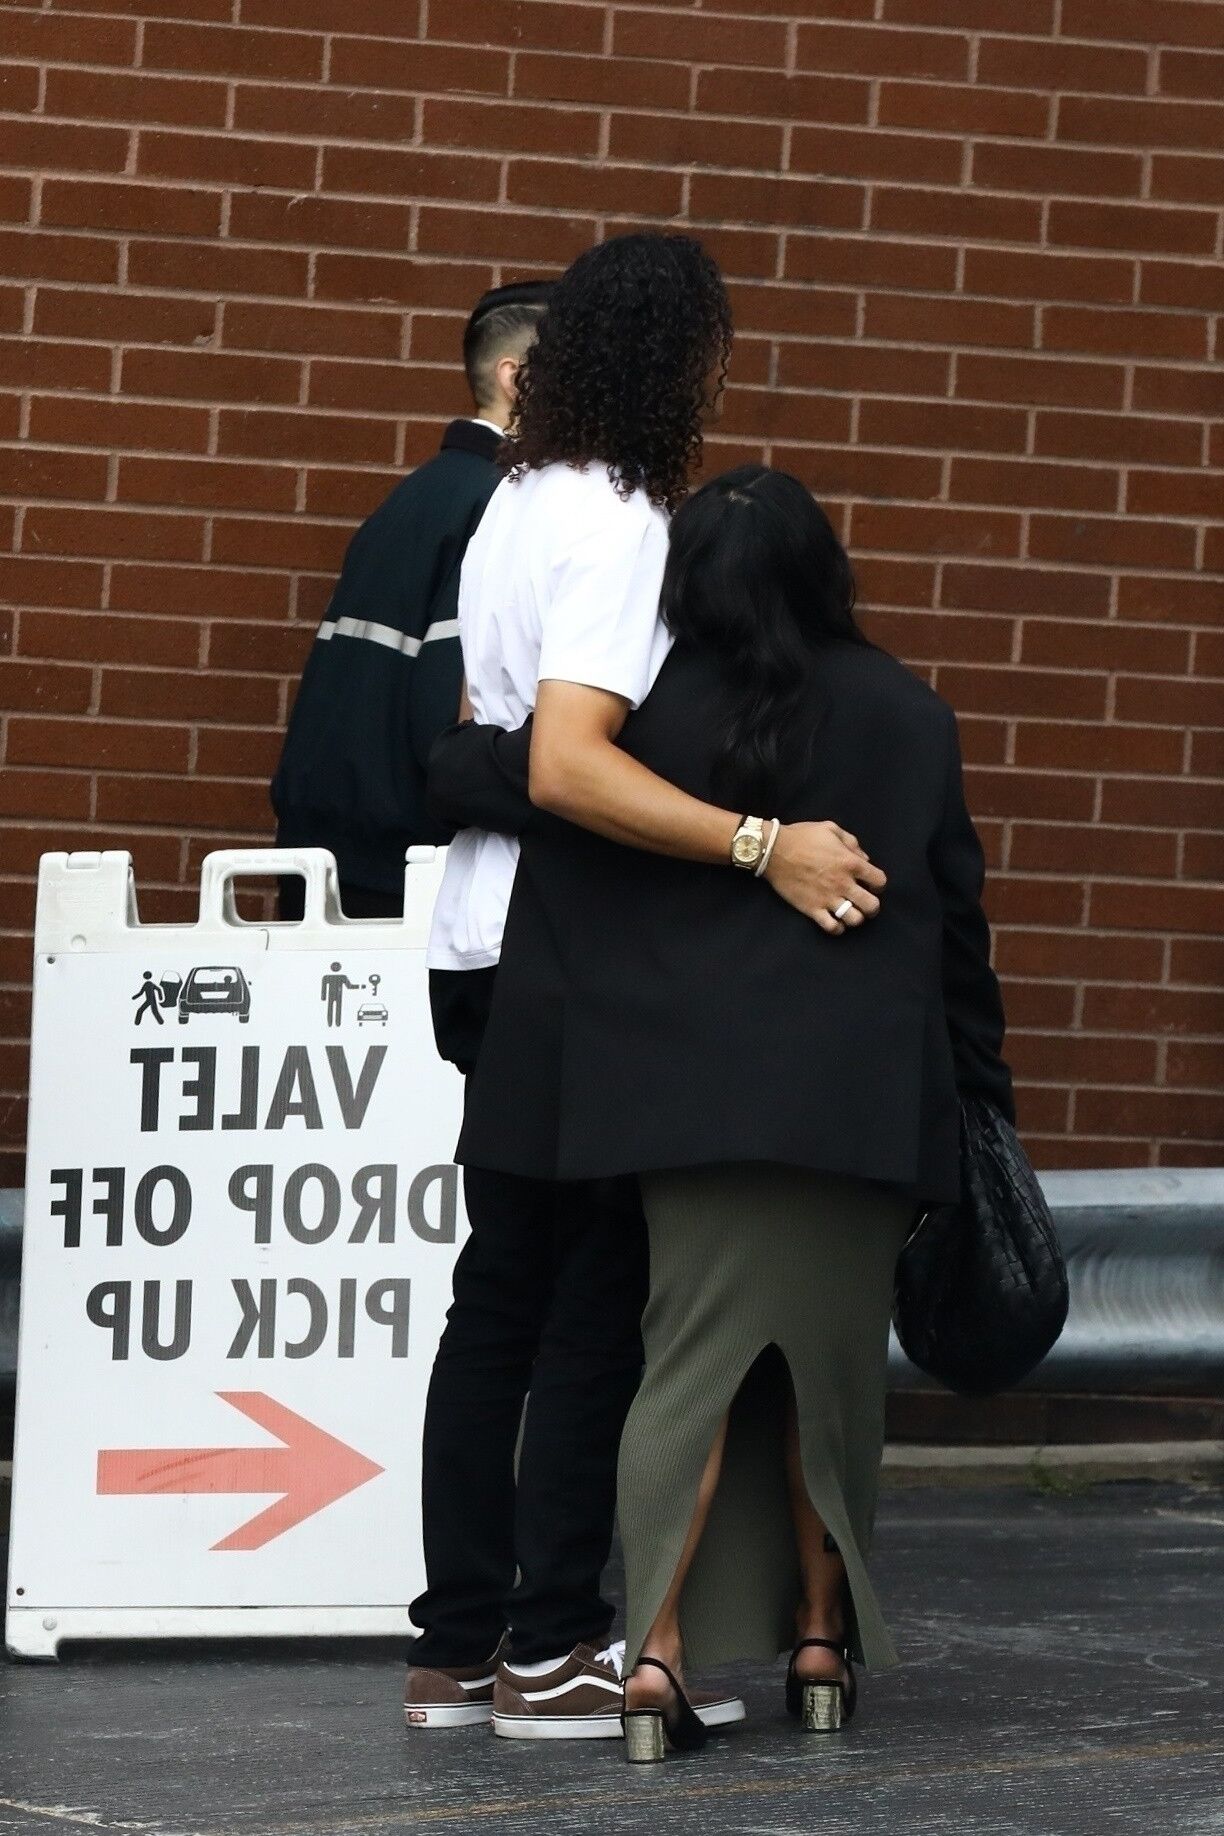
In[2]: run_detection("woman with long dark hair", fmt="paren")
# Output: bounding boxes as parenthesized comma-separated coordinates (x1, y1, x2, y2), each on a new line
(449, 464, 1014, 1757)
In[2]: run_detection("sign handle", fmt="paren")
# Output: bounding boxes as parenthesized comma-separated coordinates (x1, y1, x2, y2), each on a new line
(197, 849, 342, 928)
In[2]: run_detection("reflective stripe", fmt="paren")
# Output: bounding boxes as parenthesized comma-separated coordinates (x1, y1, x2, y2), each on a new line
(315, 616, 461, 656)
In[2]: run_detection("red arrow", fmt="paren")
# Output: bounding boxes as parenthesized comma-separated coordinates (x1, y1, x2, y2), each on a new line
(96, 1392, 384, 1551)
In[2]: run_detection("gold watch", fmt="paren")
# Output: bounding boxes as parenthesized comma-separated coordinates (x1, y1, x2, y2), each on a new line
(730, 815, 766, 872)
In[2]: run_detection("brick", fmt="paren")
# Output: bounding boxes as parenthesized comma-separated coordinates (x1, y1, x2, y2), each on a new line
(796, 22, 970, 80)
(1061, 0, 1224, 51)
(972, 141, 1142, 199)
(865, 293, 1034, 350)
(1084, 984, 1224, 1035)
(0, 175, 31, 223)
(851, 556, 939, 607)
(227, 190, 414, 253)
(1195, 634, 1224, 678)
(44, 68, 229, 129)
(1012, 1087, 1073, 1134)
(954, 353, 1125, 412)
(614, 9, 787, 67)
(7, 716, 190, 773)
(241, 0, 420, 32)
(121, 347, 303, 405)
(1128, 468, 1224, 520)
(315, 251, 496, 310)
(21, 505, 205, 563)
(1159, 48, 1224, 99)
(0, 228, 119, 286)
(128, 239, 311, 299)
(884, 0, 1054, 27)
(879, 79, 1049, 137)
(772, 443, 943, 502)
(206, 620, 311, 674)
(1030, 513, 1198, 571)
(4, 118, 130, 175)
(1020, 619, 1191, 675)
(303, 466, 403, 519)
(324, 145, 502, 205)
(425, 97, 601, 160)
(141, 22, 324, 81)
(696, 67, 870, 126)
(939, 663, 1108, 718)
(506, 159, 683, 217)
(1015, 720, 1185, 772)
(1009, 1032, 1159, 1086)
(1010, 821, 1179, 879)
(963, 247, 1134, 308)
(116, 456, 298, 514)
(51, 0, 233, 17)
(0, 446, 109, 501)
(1182, 831, 1224, 882)
(950, 457, 1117, 514)
(858, 397, 1026, 453)
(1166, 1041, 1224, 1088)
(307, 358, 473, 417)
(223, 301, 403, 361)
(870, 184, 1043, 244)
(653, 224, 779, 284)
(0, 62, 40, 112)
(726, 284, 858, 340)
(514, 50, 686, 110)
(0, 770, 90, 822)
(608, 112, 784, 174)
(792, 124, 962, 186)
(2, 10, 138, 65)
(853, 502, 1022, 559)
(862, 607, 1014, 663)
(1038, 409, 1202, 468)
(416, 207, 597, 266)
(776, 341, 950, 397)
(1047, 198, 1218, 257)
(1101, 777, 1224, 830)
(1114, 676, 1224, 728)
(436, 0, 606, 53)
(1171, 938, 1224, 988)
(1139, 259, 1224, 313)
(332, 36, 510, 97)
(994, 927, 1164, 981)
(1078, 1088, 1224, 1142)
(1117, 573, 1223, 626)
(1060, 94, 1224, 155)
(210, 516, 349, 572)
(690, 172, 866, 232)
(95, 772, 269, 832)
(34, 286, 216, 347)
(19, 609, 200, 669)
(1044, 305, 1207, 362)
(100, 667, 279, 726)
(0, 555, 105, 610)
(109, 563, 290, 620)
(193, 726, 283, 779)
(0, 659, 93, 714)
(1190, 729, 1224, 775)
(785, 233, 956, 293)
(40, 177, 222, 238)
(976, 36, 1149, 93)
(218, 407, 397, 465)
(137, 130, 317, 191)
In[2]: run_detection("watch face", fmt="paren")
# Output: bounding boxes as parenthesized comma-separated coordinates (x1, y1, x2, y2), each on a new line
(732, 833, 762, 866)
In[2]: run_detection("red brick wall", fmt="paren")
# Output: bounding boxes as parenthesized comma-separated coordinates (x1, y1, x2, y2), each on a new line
(1, 0, 1222, 1181)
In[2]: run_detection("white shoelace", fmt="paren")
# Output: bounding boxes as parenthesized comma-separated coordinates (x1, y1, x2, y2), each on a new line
(596, 1638, 626, 1679)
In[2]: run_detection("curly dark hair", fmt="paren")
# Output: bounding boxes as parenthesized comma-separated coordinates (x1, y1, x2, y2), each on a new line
(503, 233, 732, 513)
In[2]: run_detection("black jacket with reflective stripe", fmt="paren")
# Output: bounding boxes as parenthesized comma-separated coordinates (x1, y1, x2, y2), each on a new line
(271, 418, 502, 893)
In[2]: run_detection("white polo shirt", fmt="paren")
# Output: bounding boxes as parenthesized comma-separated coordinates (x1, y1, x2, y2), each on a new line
(426, 462, 672, 972)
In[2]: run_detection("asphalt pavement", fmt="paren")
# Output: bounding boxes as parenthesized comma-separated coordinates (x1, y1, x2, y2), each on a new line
(3, 1482, 1223, 1836)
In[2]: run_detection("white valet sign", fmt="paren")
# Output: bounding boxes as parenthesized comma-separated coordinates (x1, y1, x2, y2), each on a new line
(7, 847, 465, 1658)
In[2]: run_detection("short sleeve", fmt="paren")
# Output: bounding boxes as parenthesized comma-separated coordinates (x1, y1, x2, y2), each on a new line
(536, 495, 671, 710)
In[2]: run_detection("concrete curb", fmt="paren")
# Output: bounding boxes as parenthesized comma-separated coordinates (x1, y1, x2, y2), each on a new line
(882, 1440, 1224, 1488)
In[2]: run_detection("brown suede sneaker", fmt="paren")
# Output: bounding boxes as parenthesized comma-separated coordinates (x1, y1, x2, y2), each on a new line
(403, 1639, 506, 1730)
(492, 1643, 626, 1740)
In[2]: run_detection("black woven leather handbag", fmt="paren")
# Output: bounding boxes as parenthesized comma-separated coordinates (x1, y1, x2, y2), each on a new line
(893, 1094, 1069, 1396)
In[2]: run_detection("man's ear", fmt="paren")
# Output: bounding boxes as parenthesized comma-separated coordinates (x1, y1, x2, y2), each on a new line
(495, 352, 521, 405)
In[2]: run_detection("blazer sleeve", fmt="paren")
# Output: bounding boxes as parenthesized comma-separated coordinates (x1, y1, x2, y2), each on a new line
(427, 717, 535, 838)
(930, 706, 1017, 1123)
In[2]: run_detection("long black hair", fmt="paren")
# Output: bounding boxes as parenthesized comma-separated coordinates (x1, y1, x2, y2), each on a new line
(504, 233, 732, 513)
(659, 465, 869, 811)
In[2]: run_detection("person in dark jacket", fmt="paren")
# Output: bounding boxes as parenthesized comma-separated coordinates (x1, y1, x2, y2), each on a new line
(430, 465, 1014, 1760)
(270, 280, 553, 918)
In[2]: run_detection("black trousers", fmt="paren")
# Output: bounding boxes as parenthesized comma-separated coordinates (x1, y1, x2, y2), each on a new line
(276, 877, 403, 922)
(408, 1163, 647, 1665)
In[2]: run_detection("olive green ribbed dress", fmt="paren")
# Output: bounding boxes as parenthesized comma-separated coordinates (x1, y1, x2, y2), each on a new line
(619, 1163, 915, 1673)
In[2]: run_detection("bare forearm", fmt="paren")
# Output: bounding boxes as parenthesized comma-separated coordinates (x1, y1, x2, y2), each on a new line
(531, 734, 739, 862)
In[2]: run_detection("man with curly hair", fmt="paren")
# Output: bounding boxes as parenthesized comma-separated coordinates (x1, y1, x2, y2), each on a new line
(405, 234, 882, 1741)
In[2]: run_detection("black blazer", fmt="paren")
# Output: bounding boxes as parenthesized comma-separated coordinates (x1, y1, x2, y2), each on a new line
(434, 639, 1014, 1206)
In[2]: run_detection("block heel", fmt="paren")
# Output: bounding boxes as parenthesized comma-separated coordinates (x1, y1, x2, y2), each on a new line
(785, 1637, 857, 1733)
(620, 1657, 708, 1763)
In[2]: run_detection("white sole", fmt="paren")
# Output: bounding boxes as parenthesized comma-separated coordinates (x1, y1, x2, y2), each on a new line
(493, 1712, 624, 1741)
(403, 1702, 493, 1729)
(696, 1697, 747, 1730)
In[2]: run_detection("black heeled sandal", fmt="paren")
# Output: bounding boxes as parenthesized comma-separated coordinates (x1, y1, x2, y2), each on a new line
(622, 1657, 709, 1763)
(785, 1637, 857, 1733)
